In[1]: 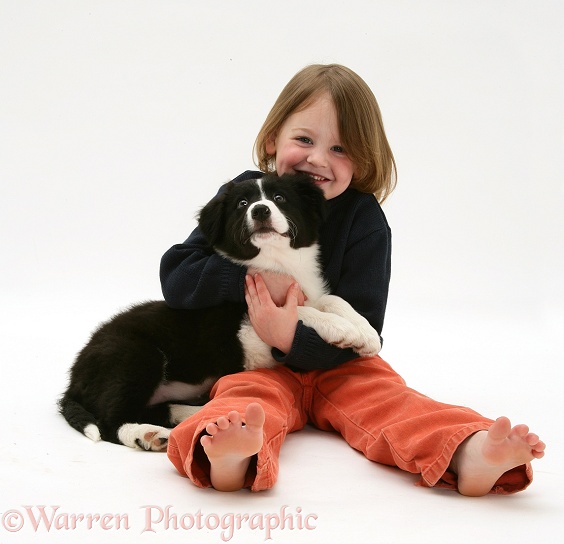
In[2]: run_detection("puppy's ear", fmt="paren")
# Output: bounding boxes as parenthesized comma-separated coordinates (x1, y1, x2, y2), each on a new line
(198, 182, 232, 246)
(291, 173, 328, 222)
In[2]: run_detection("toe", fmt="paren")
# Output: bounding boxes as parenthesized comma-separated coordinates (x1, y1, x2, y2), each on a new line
(245, 403, 265, 430)
(512, 424, 530, 438)
(216, 416, 230, 430)
(206, 422, 219, 435)
(533, 439, 546, 453)
(488, 417, 511, 441)
(228, 411, 242, 426)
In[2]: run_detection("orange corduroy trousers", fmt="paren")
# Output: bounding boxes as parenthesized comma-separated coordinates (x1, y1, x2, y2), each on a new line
(167, 355, 532, 493)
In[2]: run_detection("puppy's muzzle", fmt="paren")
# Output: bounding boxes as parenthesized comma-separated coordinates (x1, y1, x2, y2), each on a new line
(246, 201, 290, 241)
(251, 204, 271, 222)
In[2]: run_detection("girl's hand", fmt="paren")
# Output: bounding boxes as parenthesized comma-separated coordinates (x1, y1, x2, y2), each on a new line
(246, 268, 306, 307)
(244, 273, 301, 354)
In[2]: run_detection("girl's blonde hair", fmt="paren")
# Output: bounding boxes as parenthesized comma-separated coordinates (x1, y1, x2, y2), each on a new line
(254, 64, 397, 203)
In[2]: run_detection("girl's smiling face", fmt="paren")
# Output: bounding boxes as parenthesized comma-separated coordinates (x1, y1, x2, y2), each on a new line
(266, 93, 355, 200)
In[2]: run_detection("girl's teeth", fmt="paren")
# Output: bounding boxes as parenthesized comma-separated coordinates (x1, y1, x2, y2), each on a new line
(297, 170, 327, 182)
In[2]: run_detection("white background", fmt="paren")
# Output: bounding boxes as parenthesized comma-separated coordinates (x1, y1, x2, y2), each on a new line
(1, 1, 563, 543)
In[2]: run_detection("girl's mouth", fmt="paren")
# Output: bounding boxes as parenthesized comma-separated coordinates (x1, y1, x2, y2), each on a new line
(298, 171, 329, 183)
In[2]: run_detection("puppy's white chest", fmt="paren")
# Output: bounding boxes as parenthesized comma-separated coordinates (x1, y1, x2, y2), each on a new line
(248, 243, 327, 302)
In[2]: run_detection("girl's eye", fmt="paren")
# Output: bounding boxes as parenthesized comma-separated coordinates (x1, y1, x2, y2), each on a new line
(238, 198, 248, 208)
(332, 145, 345, 154)
(296, 136, 313, 144)
(274, 194, 285, 203)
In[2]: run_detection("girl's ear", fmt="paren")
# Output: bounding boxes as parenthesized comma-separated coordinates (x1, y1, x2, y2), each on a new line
(265, 133, 277, 155)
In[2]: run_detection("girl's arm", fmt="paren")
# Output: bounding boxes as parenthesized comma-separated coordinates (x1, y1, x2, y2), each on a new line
(270, 194, 391, 370)
(160, 171, 264, 309)
(160, 183, 390, 371)
(160, 227, 247, 309)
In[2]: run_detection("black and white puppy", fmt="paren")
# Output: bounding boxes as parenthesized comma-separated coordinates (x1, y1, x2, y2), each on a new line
(59, 173, 381, 451)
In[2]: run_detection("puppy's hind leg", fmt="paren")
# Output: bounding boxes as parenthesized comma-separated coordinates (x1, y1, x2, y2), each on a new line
(169, 404, 202, 425)
(117, 404, 203, 451)
(117, 423, 171, 452)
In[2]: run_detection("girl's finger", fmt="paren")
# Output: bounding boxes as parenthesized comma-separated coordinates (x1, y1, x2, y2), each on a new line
(285, 283, 299, 308)
(245, 274, 257, 296)
(253, 274, 274, 305)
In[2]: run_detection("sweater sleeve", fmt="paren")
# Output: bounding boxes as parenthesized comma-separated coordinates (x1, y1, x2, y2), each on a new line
(160, 227, 248, 309)
(159, 170, 263, 309)
(160, 182, 391, 372)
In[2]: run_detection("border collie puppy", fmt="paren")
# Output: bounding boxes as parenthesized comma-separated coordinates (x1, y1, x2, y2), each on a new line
(59, 173, 381, 451)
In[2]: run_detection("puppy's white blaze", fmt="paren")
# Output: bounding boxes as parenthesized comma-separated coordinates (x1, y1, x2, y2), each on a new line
(84, 423, 101, 442)
(256, 177, 266, 199)
(246, 180, 288, 235)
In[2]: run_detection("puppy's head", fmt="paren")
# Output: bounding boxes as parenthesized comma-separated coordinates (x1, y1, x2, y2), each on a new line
(198, 173, 327, 261)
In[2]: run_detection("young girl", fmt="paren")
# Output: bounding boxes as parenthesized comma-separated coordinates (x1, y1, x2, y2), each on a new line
(160, 64, 545, 495)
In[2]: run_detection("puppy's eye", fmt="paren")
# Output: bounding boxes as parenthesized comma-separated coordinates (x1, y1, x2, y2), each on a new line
(238, 198, 248, 208)
(273, 194, 285, 203)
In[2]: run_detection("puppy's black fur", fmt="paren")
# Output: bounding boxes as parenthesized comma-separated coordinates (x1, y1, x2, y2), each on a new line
(59, 173, 327, 448)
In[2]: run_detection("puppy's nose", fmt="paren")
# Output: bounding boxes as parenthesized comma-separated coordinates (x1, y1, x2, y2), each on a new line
(251, 204, 271, 221)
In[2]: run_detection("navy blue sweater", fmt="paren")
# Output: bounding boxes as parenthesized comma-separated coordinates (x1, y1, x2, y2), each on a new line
(160, 171, 391, 371)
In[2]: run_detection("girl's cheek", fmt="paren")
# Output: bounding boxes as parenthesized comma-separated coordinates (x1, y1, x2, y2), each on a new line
(281, 146, 305, 166)
(274, 155, 290, 173)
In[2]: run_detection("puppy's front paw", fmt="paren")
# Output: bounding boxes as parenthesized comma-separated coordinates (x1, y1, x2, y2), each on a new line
(353, 333, 381, 357)
(332, 329, 381, 356)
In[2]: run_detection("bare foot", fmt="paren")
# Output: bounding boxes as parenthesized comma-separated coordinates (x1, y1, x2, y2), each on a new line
(450, 416, 546, 496)
(200, 403, 265, 492)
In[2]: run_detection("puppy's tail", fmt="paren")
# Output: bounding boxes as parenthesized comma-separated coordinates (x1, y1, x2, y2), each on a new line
(58, 395, 101, 442)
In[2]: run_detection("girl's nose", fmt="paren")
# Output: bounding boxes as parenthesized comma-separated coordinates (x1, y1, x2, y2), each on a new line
(306, 149, 328, 168)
